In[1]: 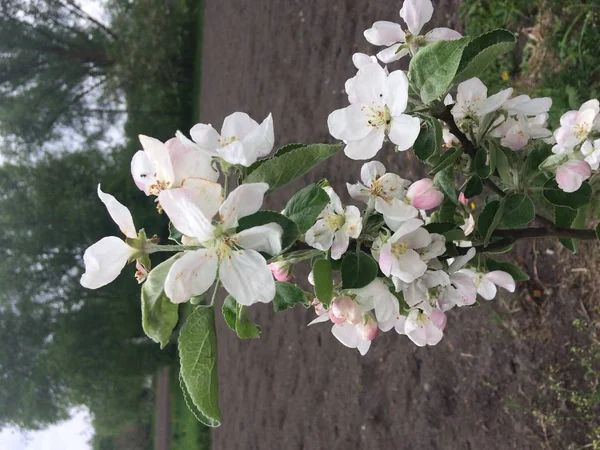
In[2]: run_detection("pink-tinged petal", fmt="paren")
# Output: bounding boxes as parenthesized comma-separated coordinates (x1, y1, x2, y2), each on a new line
(344, 127, 386, 160)
(378, 243, 396, 277)
(178, 177, 223, 220)
(556, 160, 591, 193)
(308, 313, 331, 326)
(97, 185, 137, 239)
(158, 188, 216, 241)
(164, 249, 218, 304)
(360, 160, 387, 187)
(139, 135, 174, 186)
(458, 192, 468, 205)
(131, 150, 156, 194)
(376, 44, 409, 64)
(400, 0, 433, 35)
(357, 339, 372, 355)
(331, 230, 350, 260)
(188, 124, 221, 157)
(384, 70, 409, 116)
(233, 223, 283, 255)
(364, 21, 406, 46)
(504, 96, 552, 116)
(221, 112, 259, 141)
(219, 183, 269, 229)
(358, 316, 379, 341)
(424, 27, 462, 42)
(388, 114, 421, 151)
(331, 296, 362, 325)
(476, 88, 514, 116)
(485, 270, 516, 293)
(329, 309, 346, 324)
(352, 52, 378, 69)
(219, 249, 275, 305)
(80, 237, 133, 289)
(579, 99, 600, 116)
(402, 227, 432, 250)
(328, 104, 371, 141)
(476, 277, 497, 300)
(354, 64, 388, 105)
(406, 178, 444, 210)
(560, 110, 579, 128)
(448, 272, 477, 306)
(429, 308, 447, 331)
(331, 322, 361, 348)
(268, 262, 293, 282)
(389, 217, 424, 242)
(166, 137, 219, 184)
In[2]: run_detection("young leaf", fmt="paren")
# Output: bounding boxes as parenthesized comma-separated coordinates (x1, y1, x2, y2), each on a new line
(283, 184, 329, 233)
(454, 29, 516, 83)
(463, 175, 484, 198)
(235, 305, 261, 339)
(221, 296, 237, 332)
(312, 258, 333, 308)
(433, 167, 459, 205)
(273, 281, 312, 312)
(428, 147, 462, 175)
(543, 179, 592, 210)
(438, 198, 457, 223)
(475, 146, 496, 179)
(413, 116, 443, 162)
(141, 254, 182, 349)
(178, 305, 221, 427)
(477, 199, 505, 246)
(485, 258, 529, 281)
(494, 147, 512, 185)
(243, 143, 341, 192)
(341, 251, 378, 289)
(245, 143, 304, 177)
(498, 194, 535, 228)
(408, 38, 469, 104)
(236, 210, 300, 252)
(169, 222, 183, 245)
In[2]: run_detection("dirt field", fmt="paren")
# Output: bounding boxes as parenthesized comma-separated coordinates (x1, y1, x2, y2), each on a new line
(198, 1, 598, 448)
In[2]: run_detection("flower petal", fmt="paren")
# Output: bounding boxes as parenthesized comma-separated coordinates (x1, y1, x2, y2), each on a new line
(233, 223, 283, 255)
(485, 270, 516, 293)
(167, 137, 219, 184)
(364, 21, 406, 46)
(400, 0, 433, 35)
(219, 183, 269, 229)
(131, 150, 157, 194)
(80, 237, 133, 289)
(384, 70, 409, 116)
(342, 205, 363, 239)
(139, 135, 174, 186)
(377, 44, 410, 64)
(344, 128, 386, 160)
(352, 52, 378, 69)
(159, 188, 216, 241)
(165, 249, 218, 304)
(328, 104, 371, 141)
(424, 27, 462, 42)
(476, 88, 514, 116)
(306, 219, 335, 251)
(188, 124, 221, 157)
(221, 112, 259, 141)
(354, 64, 387, 105)
(360, 161, 387, 187)
(556, 160, 591, 193)
(219, 249, 276, 305)
(331, 230, 350, 260)
(97, 185, 137, 239)
(388, 114, 421, 151)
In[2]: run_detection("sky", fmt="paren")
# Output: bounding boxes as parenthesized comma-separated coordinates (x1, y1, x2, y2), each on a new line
(0, 3, 105, 450)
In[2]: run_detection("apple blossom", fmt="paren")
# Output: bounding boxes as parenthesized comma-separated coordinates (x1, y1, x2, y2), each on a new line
(555, 159, 592, 193)
(268, 261, 293, 282)
(552, 99, 600, 154)
(406, 178, 444, 210)
(492, 114, 552, 151)
(451, 78, 513, 125)
(159, 181, 284, 305)
(502, 94, 552, 117)
(401, 308, 444, 347)
(459, 269, 516, 300)
(131, 135, 218, 196)
(328, 64, 421, 160)
(178, 112, 274, 167)
(364, 0, 462, 63)
(305, 187, 362, 260)
(345, 53, 381, 104)
(581, 138, 600, 170)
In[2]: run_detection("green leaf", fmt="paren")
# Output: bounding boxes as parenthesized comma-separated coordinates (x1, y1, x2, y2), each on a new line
(141, 254, 181, 349)
(273, 281, 312, 312)
(438, 198, 457, 223)
(454, 29, 516, 83)
(169, 222, 183, 245)
(221, 296, 237, 332)
(463, 175, 483, 198)
(428, 147, 462, 175)
(475, 146, 496, 179)
(495, 147, 512, 185)
(557, 206, 587, 253)
(312, 258, 333, 308)
(543, 179, 592, 210)
(413, 116, 443, 162)
(222, 297, 261, 339)
(498, 194, 535, 228)
(485, 258, 529, 281)
(340, 251, 378, 289)
(243, 143, 341, 192)
(478, 199, 505, 246)
(236, 210, 300, 252)
(283, 184, 329, 233)
(409, 38, 469, 104)
(178, 305, 221, 427)
(245, 143, 304, 177)
(526, 146, 552, 175)
(433, 167, 459, 205)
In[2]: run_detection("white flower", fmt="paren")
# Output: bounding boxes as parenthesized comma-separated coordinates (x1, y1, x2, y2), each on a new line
(502, 94, 552, 117)
(131, 135, 218, 196)
(555, 159, 592, 193)
(178, 112, 274, 167)
(552, 99, 600, 154)
(351, 278, 400, 327)
(328, 64, 421, 160)
(159, 181, 283, 306)
(347, 161, 416, 228)
(345, 53, 382, 104)
(378, 218, 432, 283)
(459, 269, 515, 300)
(80, 185, 138, 289)
(581, 138, 600, 170)
(305, 187, 362, 260)
(451, 78, 513, 124)
(400, 308, 445, 347)
(492, 114, 552, 151)
(331, 316, 378, 355)
(364, 0, 462, 63)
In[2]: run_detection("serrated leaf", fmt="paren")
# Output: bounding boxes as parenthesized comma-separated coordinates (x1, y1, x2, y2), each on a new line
(454, 29, 516, 82)
(543, 179, 592, 210)
(433, 167, 459, 205)
(236, 210, 300, 253)
(273, 281, 312, 312)
(485, 258, 529, 281)
(221, 296, 261, 339)
(312, 258, 333, 308)
(498, 194, 535, 228)
(478, 199, 505, 246)
(526, 146, 552, 175)
(283, 184, 329, 233)
(141, 254, 181, 349)
(438, 198, 457, 222)
(464, 175, 484, 198)
(340, 251, 378, 289)
(409, 38, 469, 104)
(221, 296, 237, 332)
(178, 305, 221, 427)
(413, 116, 443, 162)
(428, 147, 462, 175)
(245, 143, 304, 177)
(243, 143, 341, 192)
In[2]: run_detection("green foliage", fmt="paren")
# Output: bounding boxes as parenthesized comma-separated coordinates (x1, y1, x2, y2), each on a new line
(273, 282, 312, 312)
(498, 194, 535, 228)
(464, 175, 484, 198)
(485, 258, 529, 281)
(433, 167, 459, 205)
(243, 143, 342, 192)
(340, 251, 379, 290)
(429, 147, 462, 175)
(478, 199, 505, 246)
(543, 179, 592, 210)
(178, 306, 221, 427)
(312, 258, 333, 308)
(474, 145, 497, 179)
(283, 184, 329, 233)
(221, 297, 261, 339)
(413, 116, 443, 162)
(236, 210, 300, 253)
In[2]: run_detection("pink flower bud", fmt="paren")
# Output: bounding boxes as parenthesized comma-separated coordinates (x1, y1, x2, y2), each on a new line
(429, 308, 447, 331)
(407, 178, 444, 210)
(331, 296, 362, 325)
(268, 262, 293, 282)
(556, 160, 592, 193)
(358, 315, 379, 341)
(328, 309, 346, 324)
(458, 192, 468, 205)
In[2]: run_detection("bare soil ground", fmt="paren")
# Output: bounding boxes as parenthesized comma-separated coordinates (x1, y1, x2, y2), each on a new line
(198, 1, 599, 448)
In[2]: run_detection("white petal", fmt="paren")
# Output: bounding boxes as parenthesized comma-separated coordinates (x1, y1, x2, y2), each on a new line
(221, 112, 259, 141)
(219, 183, 269, 229)
(354, 64, 387, 105)
(377, 44, 410, 64)
(448, 247, 476, 272)
(357, 339, 372, 355)
(131, 150, 157, 195)
(308, 313, 331, 326)
(139, 135, 174, 186)
(331, 230, 350, 260)
(456, 78, 487, 107)
(394, 249, 428, 283)
(219, 249, 276, 305)
(424, 28, 462, 42)
(376, 197, 418, 225)
(352, 52, 378, 69)
(347, 182, 370, 203)
(305, 219, 335, 251)
(476, 88, 514, 116)
(97, 185, 137, 239)
(158, 188, 216, 241)
(233, 223, 283, 255)
(389, 114, 421, 151)
(167, 138, 219, 184)
(344, 128, 386, 160)
(400, 0, 433, 35)
(178, 178, 223, 219)
(342, 205, 363, 239)
(389, 218, 424, 242)
(484, 271, 516, 293)
(361, 161, 387, 187)
(240, 113, 275, 160)
(328, 104, 371, 141)
(477, 277, 497, 300)
(363, 21, 406, 46)
(80, 237, 133, 289)
(164, 249, 218, 304)
(324, 186, 344, 215)
(188, 124, 221, 156)
(331, 322, 361, 348)
(384, 70, 409, 116)
(378, 173, 411, 196)
(402, 227, 432, 249)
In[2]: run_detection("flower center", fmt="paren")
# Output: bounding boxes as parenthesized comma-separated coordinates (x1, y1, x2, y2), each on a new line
(218, 136, 238, 147)
(365, 105, 391, 129)
(210, 236, 238, 262)
(391, 241, 407, 256)
(148, 179, 171, 196)
(325, 213, 345, 231)
(575, 123, 590, 140)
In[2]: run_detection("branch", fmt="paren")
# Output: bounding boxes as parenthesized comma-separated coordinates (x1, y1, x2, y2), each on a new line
(59, 0, 119, 41)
